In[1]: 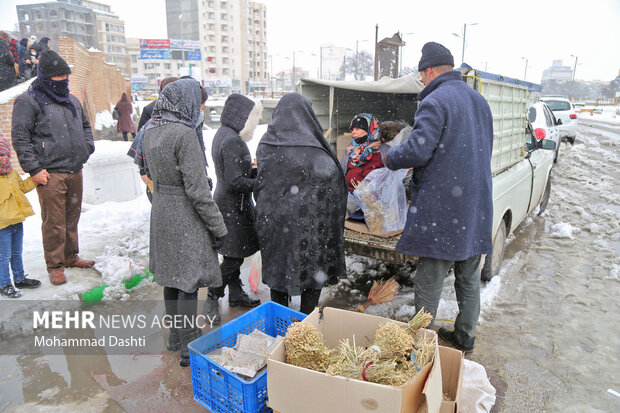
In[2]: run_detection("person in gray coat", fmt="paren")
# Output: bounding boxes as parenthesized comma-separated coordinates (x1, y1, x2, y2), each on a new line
(204, 94, 263, 324)
(142, 78, 227, 367)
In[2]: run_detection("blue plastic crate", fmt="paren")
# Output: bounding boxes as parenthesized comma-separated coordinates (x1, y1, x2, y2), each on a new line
(189, 301, 306, 413)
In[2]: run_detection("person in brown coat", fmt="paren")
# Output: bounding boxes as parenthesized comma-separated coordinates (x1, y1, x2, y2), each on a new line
(114, 93, 136, 141)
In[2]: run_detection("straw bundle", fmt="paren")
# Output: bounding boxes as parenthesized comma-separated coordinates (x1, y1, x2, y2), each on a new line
(361, 358, 417, 386)
(325, 338, 364, 379)
(412, 334, 436, 369)
(373, 322, 415, 361)
(356, 276, 399, 312)
(284, 322, 331, 372)
(406, 307, 434, 332)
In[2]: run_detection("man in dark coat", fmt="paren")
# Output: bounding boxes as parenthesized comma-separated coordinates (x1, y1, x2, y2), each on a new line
(383, 42, 493, 352)
(204, 94, 262, 323)
(11, 50, 96, 285)
(0, 39, 16, 92)
(254, 93, 348, 314)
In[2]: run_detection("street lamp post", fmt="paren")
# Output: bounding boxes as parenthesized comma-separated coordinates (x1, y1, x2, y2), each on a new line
(178, 14, 185, 73)
(521, 57, 528, 80)
(571, 54, 578, 81)
(452, 22, 478, 65)
(399, 32, 414, 76)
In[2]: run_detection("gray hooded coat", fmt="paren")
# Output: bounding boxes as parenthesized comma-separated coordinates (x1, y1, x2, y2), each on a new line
(143, 79, 227, 293)
(211, 94, 262, 258)
(254, 93, 347, 295)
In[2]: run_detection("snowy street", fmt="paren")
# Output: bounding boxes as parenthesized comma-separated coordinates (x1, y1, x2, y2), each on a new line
(0, 110, 618, 411)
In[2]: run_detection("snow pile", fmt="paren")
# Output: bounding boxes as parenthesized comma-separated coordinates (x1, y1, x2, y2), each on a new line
(95, 109, 115, 130)
(550, 222, 580, 238)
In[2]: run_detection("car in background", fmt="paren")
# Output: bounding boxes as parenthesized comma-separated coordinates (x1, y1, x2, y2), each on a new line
(528, 101, 561, 162)
(145, 93, 159, 101)
(541, 96, 578, 144)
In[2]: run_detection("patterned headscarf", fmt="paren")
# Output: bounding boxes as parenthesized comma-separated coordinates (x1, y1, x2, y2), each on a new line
(0, 136, 13, 175)
(346, 113, 381, 167)
(150, 78, 202, 130)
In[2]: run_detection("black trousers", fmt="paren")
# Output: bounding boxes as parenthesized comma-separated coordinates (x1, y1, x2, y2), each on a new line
(209, 256, 244, 298)
(163, 287, 198, 329)
(122, 132, 136, 141)
(270, 288, 321, 315)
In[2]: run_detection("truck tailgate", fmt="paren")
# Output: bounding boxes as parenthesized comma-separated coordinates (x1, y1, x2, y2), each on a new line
(344, 228, 413, 264)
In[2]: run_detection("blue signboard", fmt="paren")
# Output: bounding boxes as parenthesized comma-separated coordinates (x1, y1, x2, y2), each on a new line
(140, 49, 171, 60)
(186, 50, 202, 61)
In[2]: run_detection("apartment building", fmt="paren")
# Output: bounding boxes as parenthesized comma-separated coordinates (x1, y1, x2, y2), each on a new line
(165, 0, 269, 94)
(127, 37, 188, 93)
(16, 0, 130, 76)
(16, 1, 99, 49)
(79, 0, 131, 76)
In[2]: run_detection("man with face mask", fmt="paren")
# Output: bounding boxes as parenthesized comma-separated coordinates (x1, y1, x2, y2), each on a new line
(11, 50, 96, 286)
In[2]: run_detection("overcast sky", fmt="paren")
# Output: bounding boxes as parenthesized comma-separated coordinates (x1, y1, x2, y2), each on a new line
(3, 0, 619, 82)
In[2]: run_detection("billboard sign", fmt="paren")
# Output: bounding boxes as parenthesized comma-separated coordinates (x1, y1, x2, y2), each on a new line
(170, 39, 201, 50)
(204, 79, 233, 88)
(130, 76, 148, 83)
(140, 49, 171, 60)
(140, 39, 171, 49)
(186, 50, 202, 61)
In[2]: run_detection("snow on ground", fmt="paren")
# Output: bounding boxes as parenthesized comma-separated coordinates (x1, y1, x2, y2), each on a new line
(4, 107, 618, 329)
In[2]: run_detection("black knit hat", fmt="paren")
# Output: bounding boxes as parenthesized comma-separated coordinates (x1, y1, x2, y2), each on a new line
(38, 50, 71, 78)
(418, 42, 454, 72)
(349, 116, 369, 132)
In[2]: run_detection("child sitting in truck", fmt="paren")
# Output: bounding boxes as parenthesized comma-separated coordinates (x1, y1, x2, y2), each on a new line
(341, 113, 385, 191)
(340, 113, 386, 219)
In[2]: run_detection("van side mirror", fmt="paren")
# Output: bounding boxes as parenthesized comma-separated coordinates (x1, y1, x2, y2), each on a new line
(539, 139, 557, 151)
(556, 118, 563, 125)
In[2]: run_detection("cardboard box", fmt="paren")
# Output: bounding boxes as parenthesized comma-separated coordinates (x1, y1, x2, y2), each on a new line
(438, 346, 464, 413)
(267, 307, 443, 413)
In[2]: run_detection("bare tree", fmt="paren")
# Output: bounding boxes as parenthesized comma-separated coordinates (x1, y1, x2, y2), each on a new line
(343, 50, 374, 80)
(401, 66, 419, 77)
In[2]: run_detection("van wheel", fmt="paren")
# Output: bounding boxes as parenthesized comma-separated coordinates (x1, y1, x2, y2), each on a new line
(538, 178, 551, 215)
(481, 220, 507, 282)
(554, 139, 561, 163)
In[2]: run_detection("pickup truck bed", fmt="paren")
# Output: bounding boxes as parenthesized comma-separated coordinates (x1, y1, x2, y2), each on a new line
(344, 228, 410, 264)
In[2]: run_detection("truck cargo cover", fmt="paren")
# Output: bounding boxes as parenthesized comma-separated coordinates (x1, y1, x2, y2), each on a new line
(300, 75, 425, 94)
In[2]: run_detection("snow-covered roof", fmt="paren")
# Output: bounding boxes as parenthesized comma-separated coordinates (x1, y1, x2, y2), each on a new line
(0, 78, 35, 105)
(301, 75, 424, 94)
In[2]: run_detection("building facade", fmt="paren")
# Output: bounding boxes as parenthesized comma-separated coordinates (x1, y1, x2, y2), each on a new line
(127, 37, 187, 94)
(165, 0, 269, 95)
(16, 0, 130, 76)
(16, 1, 99, 49)
(542, 60, 574, 82)
(79, 0, 131, 76)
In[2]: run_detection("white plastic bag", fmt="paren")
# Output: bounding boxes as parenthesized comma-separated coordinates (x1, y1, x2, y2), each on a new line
(353, 167, 408, 234)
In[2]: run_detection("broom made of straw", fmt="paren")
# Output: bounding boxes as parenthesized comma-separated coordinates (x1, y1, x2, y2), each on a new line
(356, 276, 399, 312)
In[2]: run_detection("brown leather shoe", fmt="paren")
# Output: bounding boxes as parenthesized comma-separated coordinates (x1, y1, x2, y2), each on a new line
(66, 256, 95, 268)
(49, 269, 67, 285)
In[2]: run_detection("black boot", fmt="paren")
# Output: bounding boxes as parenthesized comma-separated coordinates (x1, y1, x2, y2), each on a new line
(438, 327, 474, 352)
(167, 328, 180, 351)
(204, 290, 222, 325)
(228, 279, 260, 308)
(179, 328, 201, 367)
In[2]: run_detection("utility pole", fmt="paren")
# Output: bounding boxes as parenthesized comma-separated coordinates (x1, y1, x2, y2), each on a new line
(179, 14, 185, 71)
(571, 55, 578, 81)
(292, 51, 295, 91)
(374, 24, 378, 81)
(522, 57, 528, 80)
